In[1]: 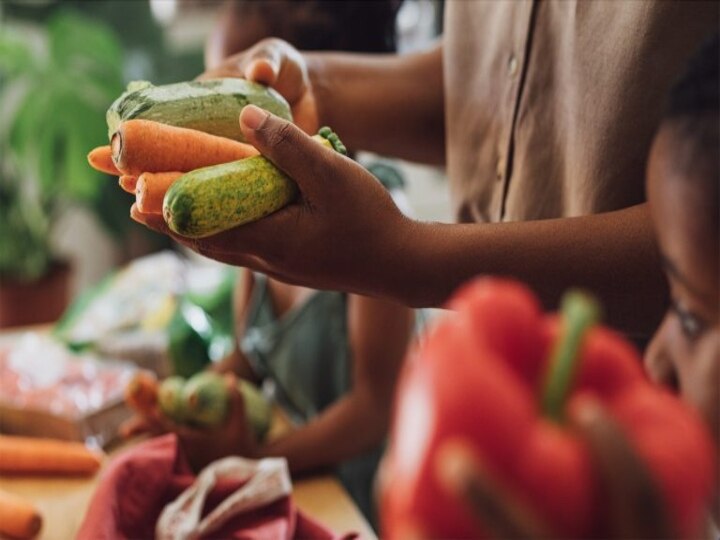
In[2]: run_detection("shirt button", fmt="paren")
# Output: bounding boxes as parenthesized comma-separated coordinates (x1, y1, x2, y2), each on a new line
(508, 55, 518, 77)
(496, 159, 504, 180)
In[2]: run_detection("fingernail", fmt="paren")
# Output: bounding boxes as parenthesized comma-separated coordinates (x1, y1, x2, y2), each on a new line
(573, 395, 602, 424)
(130, 204, 143, 224)
(241, 105, 269, 130)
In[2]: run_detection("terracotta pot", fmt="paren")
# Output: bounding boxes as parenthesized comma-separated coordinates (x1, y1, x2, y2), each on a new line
(0, 260, 72, 328)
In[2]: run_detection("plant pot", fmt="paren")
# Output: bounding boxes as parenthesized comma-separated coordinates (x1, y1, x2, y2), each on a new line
(0, 260, 72, 328)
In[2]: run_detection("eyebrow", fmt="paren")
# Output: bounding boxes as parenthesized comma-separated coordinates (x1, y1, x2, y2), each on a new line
(660, 253, 714, 301)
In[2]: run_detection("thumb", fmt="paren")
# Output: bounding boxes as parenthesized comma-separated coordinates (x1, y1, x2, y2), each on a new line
(239, 105, 340, 196)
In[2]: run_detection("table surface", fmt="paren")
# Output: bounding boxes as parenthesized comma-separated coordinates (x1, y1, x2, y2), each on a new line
(0, 325, 377, 540)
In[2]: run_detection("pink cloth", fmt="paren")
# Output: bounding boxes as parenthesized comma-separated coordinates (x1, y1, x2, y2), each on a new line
(77, 434, 357, 540)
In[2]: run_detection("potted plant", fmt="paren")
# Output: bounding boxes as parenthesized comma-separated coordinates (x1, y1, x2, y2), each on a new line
(0, 11, 124, 327)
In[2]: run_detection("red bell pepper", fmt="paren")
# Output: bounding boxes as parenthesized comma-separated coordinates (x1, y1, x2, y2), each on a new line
(381, 278, 715, 539)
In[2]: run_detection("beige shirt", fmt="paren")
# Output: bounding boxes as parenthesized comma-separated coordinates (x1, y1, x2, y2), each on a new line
(444, 0, 719, 223)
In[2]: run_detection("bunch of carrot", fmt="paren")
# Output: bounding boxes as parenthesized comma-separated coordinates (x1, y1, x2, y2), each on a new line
(0, 436, 104, 538)
(87, 119, 259, 215)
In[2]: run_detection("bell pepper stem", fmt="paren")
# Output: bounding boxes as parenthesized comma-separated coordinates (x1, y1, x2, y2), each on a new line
(542, 290, 601, 422)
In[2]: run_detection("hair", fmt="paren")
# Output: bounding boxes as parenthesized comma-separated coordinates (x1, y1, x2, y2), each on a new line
(662, 33, 719, 235)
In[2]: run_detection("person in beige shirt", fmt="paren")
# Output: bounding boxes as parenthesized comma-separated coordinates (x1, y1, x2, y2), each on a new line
(135, 0, 718, 339)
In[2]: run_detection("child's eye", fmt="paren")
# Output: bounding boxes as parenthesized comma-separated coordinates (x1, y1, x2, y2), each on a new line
(670, 298, 707, 341)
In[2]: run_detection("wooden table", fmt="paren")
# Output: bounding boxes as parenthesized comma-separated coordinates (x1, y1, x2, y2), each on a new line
(0, 465, 376, 540)
(0, 326, 377, 540)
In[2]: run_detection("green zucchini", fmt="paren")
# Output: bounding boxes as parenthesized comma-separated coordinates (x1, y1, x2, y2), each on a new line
(178, 372, 272, 440)
(106, 79, 292, 142)
(158, 375, 187, 423)
(163, 127, 346, 238)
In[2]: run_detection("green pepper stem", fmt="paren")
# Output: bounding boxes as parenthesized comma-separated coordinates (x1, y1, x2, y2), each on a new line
(542, 290, 601, 422)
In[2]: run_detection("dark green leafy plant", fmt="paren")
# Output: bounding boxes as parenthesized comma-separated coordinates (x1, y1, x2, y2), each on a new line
(0, 12, 124, 281)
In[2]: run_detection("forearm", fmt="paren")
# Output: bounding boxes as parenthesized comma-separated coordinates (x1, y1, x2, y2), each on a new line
(256, 391, 387, 474)
(383, 204, 667, 336)
(305, 43, 445, 164)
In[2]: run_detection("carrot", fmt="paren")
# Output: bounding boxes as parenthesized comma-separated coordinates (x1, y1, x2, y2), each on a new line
(111, 119, 260, 175)
(118, 174, 138, 194)
(0, 436, 102, 476)
(87, 145, 121, 175)
(0, 489, 42, 539)
(135, 172, 183, 215)
(124, 371, 159, 414)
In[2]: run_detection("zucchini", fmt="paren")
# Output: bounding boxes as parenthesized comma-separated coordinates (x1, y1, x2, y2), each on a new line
(176, 372, 272, 440)
(163, 127, 346, 238)
(106, 79, 292, 142)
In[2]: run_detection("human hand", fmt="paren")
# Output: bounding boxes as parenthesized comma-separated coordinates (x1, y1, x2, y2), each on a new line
(120, 374, 256, 472)
(435, 399, 674, 540)
(200, 38, 318, 134)
(132, 107, 414, 300)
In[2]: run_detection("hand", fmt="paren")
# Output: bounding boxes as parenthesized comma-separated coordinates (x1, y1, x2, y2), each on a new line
(436, 399, 673, 539)
(120, 374, 256, 472)
(132, 107, 415, 300)
(200, 38, 318, 134)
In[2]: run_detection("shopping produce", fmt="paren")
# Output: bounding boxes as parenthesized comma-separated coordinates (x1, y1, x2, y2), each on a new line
(125, 371, 272, 440)
(110, 120, 259, 176)
(0, 489, 42, 539)
(106, 79, 292, 142)
(123, 370, 158, 414)
(381, 278, 716, 539)
(135, 172, 183, 214)
(87, 145, 120, 175)
(0, 435, 102, 476)
(163, 127, 347, 238)
(157, 376, 187, 424)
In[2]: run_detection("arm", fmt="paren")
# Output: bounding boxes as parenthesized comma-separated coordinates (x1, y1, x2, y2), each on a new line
(200, 38, 445, 164)
(306, 44, 445, 164)
(254, 294, 414, 473)
(136, 114, 665, 337)
(397, 203, 667, 336)
(209, 269, 260, 382)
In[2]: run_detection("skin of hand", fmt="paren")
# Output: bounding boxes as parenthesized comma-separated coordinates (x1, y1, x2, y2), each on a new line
(644, 122, 719, 519)
(434, 399, 674, 540)
(132, 105, 415, 303)
(122, 374, 257, 473)
(201, 38, 319, 134)
(134, 40, 666, 335)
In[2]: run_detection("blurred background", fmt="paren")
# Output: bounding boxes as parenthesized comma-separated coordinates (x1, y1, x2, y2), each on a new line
(0, 0, 450, 328)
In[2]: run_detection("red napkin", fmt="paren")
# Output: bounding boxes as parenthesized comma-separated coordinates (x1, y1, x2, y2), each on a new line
(77, 434, 357, 540)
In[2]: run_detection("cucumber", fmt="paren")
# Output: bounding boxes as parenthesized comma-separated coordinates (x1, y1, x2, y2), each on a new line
(106, 79, 292, 142)
(163, 128, 346, 238)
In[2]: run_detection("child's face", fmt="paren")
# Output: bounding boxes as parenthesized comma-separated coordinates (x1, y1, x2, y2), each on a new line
(645, 123, 719, 448)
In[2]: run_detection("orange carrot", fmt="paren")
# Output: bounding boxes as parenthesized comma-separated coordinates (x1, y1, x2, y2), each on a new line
(87, 145, 122, 175)
(118, 174, 138, 194)
(124, 371, 159, 414)
(135, 172, 183, 215)
(0, 489, 42, 539)
(0, 436, 102, 476)
(111, 119, 260, 175)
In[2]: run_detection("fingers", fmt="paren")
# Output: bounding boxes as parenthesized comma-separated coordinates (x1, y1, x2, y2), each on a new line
(223, 373, 247, 422)
(435, 440, 553, 539)
(239, 106, 341, 197)
(571, 398, 673, 539)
